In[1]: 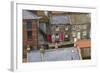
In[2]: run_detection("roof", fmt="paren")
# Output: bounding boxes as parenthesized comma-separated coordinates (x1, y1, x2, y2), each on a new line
(50, 15, 70, 24)
(23, 10, 41, 19)
(75, 39, 91, 49)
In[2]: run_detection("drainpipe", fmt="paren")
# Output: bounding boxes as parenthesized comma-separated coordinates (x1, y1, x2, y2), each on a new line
(77, 46, 82, 60)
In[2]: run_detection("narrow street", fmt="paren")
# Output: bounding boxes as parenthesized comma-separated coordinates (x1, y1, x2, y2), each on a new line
(27, 47, 80, 62)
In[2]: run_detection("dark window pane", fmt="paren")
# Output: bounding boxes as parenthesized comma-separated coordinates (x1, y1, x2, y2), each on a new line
(26, 21, 32, 29)
(27, 31, 32, 40)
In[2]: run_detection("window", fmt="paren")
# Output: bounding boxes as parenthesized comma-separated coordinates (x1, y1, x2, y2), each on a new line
(72, 32, 76, 37)
(81, 25, 87, 30)
(27, 31, 32, 40)
(26, 21, 32, 30)
(64, 34, 69, 41)
(82, 31, 87, 39)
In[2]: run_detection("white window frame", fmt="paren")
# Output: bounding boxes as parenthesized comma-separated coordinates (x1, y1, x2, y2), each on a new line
(11, 1, 97, 71)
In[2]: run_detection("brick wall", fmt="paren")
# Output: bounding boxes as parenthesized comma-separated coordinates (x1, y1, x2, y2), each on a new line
(32, 20, 38, 49)
(23, 19, 38, 52)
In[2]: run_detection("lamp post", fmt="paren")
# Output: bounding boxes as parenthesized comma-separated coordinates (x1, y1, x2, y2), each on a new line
(40, 46, 45, 61)
(26, 45, 30, 62)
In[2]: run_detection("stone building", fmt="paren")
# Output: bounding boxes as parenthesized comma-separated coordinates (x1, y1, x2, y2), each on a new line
(23, 10, 40, 60)
(23, 10, 91, 62)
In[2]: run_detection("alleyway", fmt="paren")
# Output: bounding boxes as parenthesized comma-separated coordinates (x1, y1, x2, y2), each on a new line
(27, 47, 80, 62)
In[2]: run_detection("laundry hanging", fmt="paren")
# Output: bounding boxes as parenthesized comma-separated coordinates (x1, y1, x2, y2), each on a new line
(47, 34, 52, 42)
(59, 33, 64, 42)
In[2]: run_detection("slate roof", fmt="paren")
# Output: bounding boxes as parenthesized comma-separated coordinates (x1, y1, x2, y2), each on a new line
(23, 10, 41, 19)
(50, 15, 70, 24)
